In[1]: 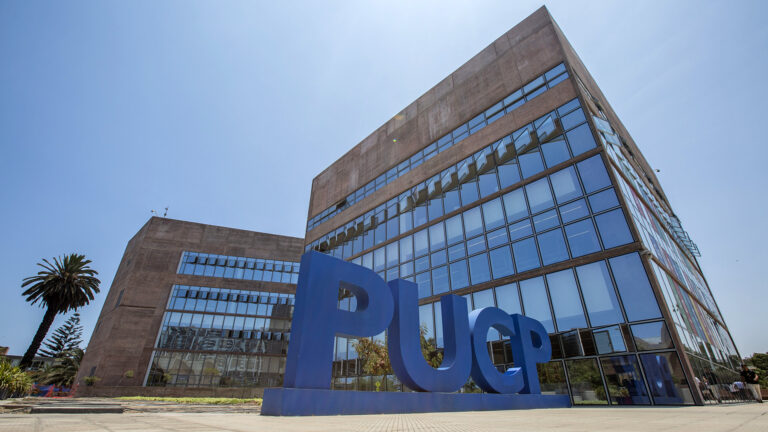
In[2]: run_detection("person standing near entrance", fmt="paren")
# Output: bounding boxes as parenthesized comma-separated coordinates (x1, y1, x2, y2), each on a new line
(741, 364, 763, 403)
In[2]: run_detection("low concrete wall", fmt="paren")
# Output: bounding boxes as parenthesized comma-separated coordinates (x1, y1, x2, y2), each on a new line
(75, 385, 266, 399)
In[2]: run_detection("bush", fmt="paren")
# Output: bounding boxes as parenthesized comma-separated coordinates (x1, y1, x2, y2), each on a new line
(0, 360, 34, 399)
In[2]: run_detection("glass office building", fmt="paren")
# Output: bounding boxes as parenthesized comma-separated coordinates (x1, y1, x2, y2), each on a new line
(302, 7, 743, 405)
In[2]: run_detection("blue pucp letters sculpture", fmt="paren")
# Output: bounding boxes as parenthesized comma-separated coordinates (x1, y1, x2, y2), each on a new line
(262, 251, 571, 415)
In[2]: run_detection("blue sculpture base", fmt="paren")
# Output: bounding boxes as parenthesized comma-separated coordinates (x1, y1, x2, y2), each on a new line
(261, 388, 571, 416)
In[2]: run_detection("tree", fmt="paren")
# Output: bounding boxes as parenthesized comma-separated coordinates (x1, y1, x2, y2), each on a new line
(352, 325, 444, 390)
(19, 254, 100, 369)
(33, 348, 83, 388)
(39, 313, 83, 358)
(745, 353, 768, 387)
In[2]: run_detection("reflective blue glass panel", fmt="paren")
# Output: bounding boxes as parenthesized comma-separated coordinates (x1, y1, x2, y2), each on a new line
(575, 261, 624, 326)
(546, 269, 587, 330)
(609, 253, 661, 321)
(519, 277, 555, 332)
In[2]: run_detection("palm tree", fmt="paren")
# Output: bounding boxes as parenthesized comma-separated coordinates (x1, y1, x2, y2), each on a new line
(19, 254, 100, 369)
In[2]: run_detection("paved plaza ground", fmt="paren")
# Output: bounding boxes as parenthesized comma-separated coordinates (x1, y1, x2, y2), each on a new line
(0, 402, 766, 432)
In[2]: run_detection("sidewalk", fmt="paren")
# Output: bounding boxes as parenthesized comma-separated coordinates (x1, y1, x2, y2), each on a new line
(0, 402, 766, 432)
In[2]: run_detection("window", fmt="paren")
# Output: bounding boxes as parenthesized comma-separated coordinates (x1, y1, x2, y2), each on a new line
(503, 189, 528, 222)
(576, 155, 611, 193)
(537, 229, 569, 265)
(588, 188, 619, 213)
(468, 253, 491, 285)
(541, 136, 570, 167)
(639, 352, 693, 405)
(489, 246, 515, 279)
(559, 199, 589, 224)
(566, 359, 608, 405)
(509, 219, 533, 241)
(386, 242, 399, 268)
(519, 277, 554, 332)
(512, 237, 540, 272)
(495, 283, 522, 315)
(575, 261, 624, 326)
(631, 321, 673, 350)
(550, 166, 582, 203)
(546, 269, 586, 330)
(445, 215, 464, 245)
(595, 209, 633, 248)
(565, 123, 596, 156)
(416, 272, 431, 298)
(463, 207, 484, 238)
(565, 219, 601, 257)
(399, 236, 414, 262)
(478, 172, 499, 197)
(414, 229, 429, 257)
(593, 325, 626, 354)
(533, 209, 559, 232)
(432, 266, 450, 295)
(600, 355, 650, 405)
(449, 260, 470, 290)
(429, 222, 446, 251)
(609, 253, 661, 321)
(486, 227, 508, 248)
(498, 160, 521, 188)
(525, 178, 554, 214)
(560, 108, 586, 130)
(419, 304, 434, 341)
(482, 198, 505, 230)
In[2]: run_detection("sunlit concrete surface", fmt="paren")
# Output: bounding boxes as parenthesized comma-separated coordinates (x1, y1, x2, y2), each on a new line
(1, 404, 766, 432)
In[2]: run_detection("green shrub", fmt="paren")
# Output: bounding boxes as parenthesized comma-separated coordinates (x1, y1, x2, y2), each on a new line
(0, 360, 34, 399)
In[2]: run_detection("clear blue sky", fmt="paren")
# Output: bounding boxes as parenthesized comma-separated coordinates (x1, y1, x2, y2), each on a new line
(1, 1, 766, 358)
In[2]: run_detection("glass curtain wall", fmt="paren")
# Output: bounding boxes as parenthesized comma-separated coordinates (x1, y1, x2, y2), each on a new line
(312, 95, 697, 405)
(146, 285, 294, 388)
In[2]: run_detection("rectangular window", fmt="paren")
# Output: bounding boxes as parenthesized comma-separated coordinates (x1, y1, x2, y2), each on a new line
(600, 355, 650, 405)
(463, 207, 484, 238)
(512, 237, 540, 272)
(550, 166, 582, 203)
(575, 261, 624, 326)
(489, 246, 515, 279)
(537, 228, 569, 266)
(495, 283, 521, 315)
(429, 222, 446, 251)
(609, 253, 661, 321)
(503, 189, 528, 222)
(449, 260, 469, 290)
(468, 253, 491, 285)
(445, 214, 464, 245)
(595, 209, 633, 249)
(399, 236, 414, 262)
(519, 277, 554, 332)
(565, 219, 601, 257)
(546, 269, 587, 331)
(525, 178, 554, 213)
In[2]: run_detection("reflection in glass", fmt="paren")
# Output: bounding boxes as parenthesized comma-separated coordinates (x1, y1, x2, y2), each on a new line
(575, 261, 624, 326)
(609, 253, 661, 321)
(631, 321, 674, 351)
(538, 361, 569, 395)
(519, 277, 554, 332)
(640, 352, 693, 405)
(495, 283, 521, 315)
(546, 269, 587, 330)
(566, 358, 608, 405)
(593, 325, 626, 354)
(600, 355, 650, 405)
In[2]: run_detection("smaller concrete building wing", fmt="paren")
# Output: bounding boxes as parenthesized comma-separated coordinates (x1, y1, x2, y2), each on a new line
(76, 217, 303, 397)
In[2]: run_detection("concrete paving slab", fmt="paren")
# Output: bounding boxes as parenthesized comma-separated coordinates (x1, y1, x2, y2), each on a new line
(0, 403, 766, 432)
